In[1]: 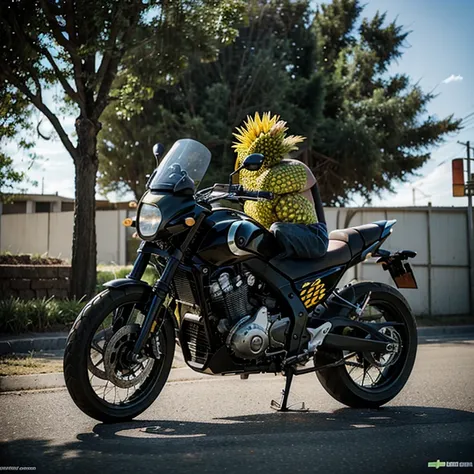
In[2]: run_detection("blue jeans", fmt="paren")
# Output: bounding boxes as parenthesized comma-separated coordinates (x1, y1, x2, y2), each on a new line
(270, 222, 329, 260)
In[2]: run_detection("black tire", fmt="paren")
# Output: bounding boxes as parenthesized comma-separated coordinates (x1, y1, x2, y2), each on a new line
(315, 281, 417, 408)
(64, 286, 175, 423)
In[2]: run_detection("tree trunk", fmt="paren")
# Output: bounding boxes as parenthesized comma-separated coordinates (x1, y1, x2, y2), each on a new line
(70, 117, 100, 299)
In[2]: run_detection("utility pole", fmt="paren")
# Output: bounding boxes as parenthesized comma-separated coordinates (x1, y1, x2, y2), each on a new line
(412, 186, 431, 206)
(458, 141, 474, 314)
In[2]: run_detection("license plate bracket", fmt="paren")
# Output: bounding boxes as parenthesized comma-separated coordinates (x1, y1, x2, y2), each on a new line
(377, 251, 418, 289)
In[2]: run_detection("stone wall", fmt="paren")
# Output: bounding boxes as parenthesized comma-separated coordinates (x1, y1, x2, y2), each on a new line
(0, 265, 71, 300)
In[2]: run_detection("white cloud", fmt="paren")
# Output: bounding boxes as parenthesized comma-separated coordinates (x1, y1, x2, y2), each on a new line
(442, 74, 463, 84)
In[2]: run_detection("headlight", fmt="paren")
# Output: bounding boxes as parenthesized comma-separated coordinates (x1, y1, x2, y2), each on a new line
(138, 203, 162, 238)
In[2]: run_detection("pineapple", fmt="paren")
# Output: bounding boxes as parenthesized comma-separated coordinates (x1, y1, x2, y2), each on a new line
(244, 200, 279, 229)
(256, 161, 307, 194)
(275, 194, 317, 225)
(233, 111, 317, 229)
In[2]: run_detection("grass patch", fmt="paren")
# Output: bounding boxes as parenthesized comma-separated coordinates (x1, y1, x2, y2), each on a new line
(0, 354, 63, 376)
(0, 297, 86, 334)
(0, 265, 160, 334)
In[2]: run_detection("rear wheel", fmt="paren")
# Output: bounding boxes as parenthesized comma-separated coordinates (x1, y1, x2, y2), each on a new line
(315, 282, 417, 408)
(64, 287, 175, 423)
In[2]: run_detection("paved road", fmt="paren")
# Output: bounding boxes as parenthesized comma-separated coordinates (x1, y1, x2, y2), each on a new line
(1, 342, 473, 474)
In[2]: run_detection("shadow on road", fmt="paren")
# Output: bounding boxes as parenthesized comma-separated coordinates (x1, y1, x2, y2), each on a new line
(2, 406, 474, 473)
(85, 405, 474, 444)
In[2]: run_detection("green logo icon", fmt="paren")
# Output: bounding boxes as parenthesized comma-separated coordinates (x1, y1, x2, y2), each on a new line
(428, 460, 446, 469)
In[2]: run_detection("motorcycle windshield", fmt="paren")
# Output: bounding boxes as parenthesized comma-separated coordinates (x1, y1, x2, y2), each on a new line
(149, 139, 211, 190)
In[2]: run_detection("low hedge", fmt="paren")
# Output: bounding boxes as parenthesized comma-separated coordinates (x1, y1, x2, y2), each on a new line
(0, 297, 86, 334)
(0, 266, 160, 334)
(0, 253, 65, 265)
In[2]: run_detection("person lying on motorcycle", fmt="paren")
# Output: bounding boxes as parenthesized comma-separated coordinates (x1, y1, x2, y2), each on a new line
(233, 112, 329, 260)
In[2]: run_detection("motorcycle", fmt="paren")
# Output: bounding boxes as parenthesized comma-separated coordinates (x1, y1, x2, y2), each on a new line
(64, 138, 418, 423)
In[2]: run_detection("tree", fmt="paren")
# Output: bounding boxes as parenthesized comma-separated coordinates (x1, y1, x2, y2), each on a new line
(98, 0, 461, 208)
(98, 0, 323, 198)
(312, 0, 461, 204)
(0, 154, 24, 199)
(0, 88, 35, 199)
(0, 0, 244, 298)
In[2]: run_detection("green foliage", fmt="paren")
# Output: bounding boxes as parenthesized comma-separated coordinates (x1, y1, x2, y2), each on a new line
(0, 252, 65, 265)
(100, 0, 460, 206)
(98, 0, 323, 198)
(0, 0, 246, 299)
(0, 87, 35, 199)
(0, 297, 86, 334)
(313, 0, 461, 204)
(0, 153, 25, 200)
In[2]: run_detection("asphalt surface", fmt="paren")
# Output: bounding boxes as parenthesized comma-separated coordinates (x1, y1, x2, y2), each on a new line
(0, 342, 473, 474)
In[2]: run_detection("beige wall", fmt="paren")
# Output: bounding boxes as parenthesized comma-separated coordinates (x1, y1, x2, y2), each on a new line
(0, 210, 127, 265)
(0, 206, 471, 316)
(326, 207, 471, 317)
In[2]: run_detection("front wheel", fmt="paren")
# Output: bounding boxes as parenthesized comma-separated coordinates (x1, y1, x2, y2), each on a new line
(63, 286, 175, 423)
(315, 282, 417, 408)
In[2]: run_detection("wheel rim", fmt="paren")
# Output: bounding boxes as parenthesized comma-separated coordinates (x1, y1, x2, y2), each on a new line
(87, 301, 166, 408)
(342, 298, 409, 392)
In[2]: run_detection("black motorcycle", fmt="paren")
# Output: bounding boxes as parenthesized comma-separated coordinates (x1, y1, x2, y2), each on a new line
(64, 138, 418, 423)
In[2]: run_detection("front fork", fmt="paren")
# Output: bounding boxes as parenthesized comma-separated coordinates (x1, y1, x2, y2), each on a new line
(128, 212, 207, 361)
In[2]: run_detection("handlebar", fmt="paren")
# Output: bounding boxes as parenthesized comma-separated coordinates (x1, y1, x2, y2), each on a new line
(199, 183, 273, 203)
(239, 189, 274, 200)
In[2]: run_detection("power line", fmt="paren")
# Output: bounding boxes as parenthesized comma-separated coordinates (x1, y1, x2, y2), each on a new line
(463, 111, 474, 121)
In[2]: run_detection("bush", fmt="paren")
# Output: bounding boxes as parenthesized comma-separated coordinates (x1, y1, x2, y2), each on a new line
(0, 252, 66, 265)
(0, 297, 85, 334)
(0, 265, 159, 334)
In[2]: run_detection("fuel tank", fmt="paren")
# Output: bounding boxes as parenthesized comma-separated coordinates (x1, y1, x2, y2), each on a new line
(196, 208, 280, 266)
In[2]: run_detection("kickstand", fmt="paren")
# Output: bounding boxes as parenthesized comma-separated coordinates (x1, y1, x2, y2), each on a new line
(271, 368, 308, 412)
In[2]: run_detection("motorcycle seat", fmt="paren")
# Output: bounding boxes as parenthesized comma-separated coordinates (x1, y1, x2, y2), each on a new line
(329, 223, 384, 257)
(269, 221, 386, 281)
(270, 239, 352, 280)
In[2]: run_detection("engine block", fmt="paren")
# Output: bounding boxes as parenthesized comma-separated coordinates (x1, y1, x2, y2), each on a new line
(209, 272, 254, 327)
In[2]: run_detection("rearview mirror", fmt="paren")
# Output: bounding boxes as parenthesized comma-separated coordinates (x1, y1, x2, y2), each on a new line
(242, 153, 264, 172)
(153, 143, 165, 165)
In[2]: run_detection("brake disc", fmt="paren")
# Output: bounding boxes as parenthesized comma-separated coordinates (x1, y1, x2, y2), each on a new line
(104, 324, 155, 389)
(88, 327, 113, 380)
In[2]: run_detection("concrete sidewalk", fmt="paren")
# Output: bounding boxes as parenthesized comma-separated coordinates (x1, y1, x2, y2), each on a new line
(2, 325, 474, 356)
(0, 366, 209, 393)
(1, 329, 474, 393)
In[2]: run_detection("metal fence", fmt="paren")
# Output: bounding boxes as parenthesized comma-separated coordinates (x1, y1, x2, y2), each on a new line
(327, 206, 471, 317)
(0, 205, 471, 316)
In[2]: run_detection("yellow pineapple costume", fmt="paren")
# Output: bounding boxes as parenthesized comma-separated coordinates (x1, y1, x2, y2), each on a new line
(233, 112, 318, 229)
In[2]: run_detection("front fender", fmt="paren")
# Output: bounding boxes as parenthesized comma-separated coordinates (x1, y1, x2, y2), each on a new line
(103, 278, 151, 290)
(103, 278, 178, 331)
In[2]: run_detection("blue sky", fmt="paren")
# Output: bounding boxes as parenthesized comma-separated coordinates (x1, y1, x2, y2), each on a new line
(7, 0, 474, 207)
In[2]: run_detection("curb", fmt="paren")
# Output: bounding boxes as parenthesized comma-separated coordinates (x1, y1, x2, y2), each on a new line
(0, 367, 209, 393)
(416, 325, 474, 337)
(2, 332, 474, 393)
(2, 326, 474, 356)
(0, 334, 68, 356)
